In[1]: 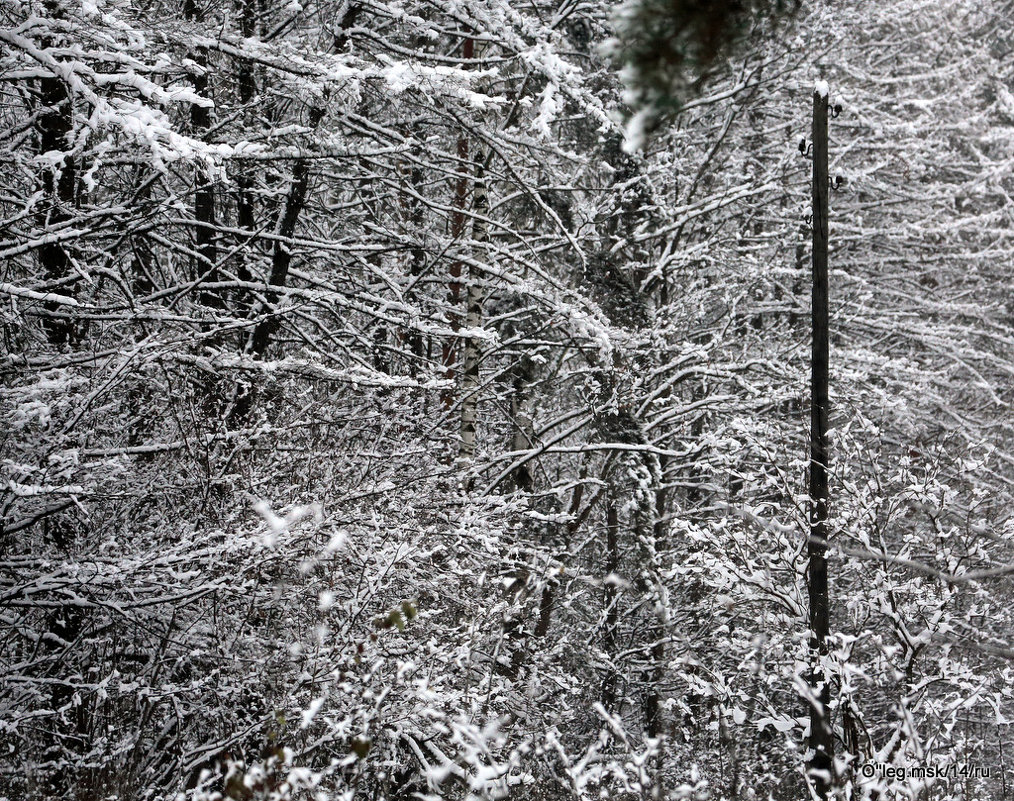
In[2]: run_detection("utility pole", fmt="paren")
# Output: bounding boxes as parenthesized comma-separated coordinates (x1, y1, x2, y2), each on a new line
(807, 80, 834, 801)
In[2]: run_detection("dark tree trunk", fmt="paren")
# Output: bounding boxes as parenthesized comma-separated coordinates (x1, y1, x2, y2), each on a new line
(36, 72, 76, 344)
(509, 352, 536, 494)
(645, 469, 668, 741)
(406, 161, 427, 371)
(601, 499, 620, 711)
(230, 107, 321, 421)
(534, 477, 584, 639)
(441, 34, 474, 403)
(458, 159, 487, 463)
(183, 0, 223, 311)
(246, 122, 317, 358)
(232, 0, 259, 308)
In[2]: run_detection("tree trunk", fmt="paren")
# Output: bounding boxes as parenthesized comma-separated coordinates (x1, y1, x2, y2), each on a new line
(183, 0, 223, 312)
(601, 499, 620, 711)
(509, 352, 536, 493)
(534, 476, 584, 639)
(232, 0, 258, 311)
(405, 158, 427, 373)
(230, 106, 322, 421)
(36, 70, 76, 344)
(441, 35, 475, 404)
(458, 159, 487, 463)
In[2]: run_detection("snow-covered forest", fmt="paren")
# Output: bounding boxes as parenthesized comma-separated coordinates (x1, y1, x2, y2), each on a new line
(3, 0, 1014, 798)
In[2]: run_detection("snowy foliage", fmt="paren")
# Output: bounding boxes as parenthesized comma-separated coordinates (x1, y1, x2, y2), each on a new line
(1, 0, 1013, 799)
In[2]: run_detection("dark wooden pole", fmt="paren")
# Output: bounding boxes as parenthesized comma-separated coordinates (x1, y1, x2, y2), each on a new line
(807, 83, 833, 800)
